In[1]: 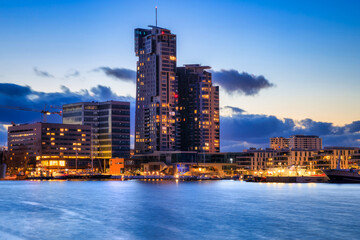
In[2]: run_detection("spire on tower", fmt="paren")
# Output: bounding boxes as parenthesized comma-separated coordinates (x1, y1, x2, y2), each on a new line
(155, 6, 158, 27)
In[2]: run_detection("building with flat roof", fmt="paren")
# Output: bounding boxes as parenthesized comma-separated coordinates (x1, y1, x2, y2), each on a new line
(289, 135, 322, 150)
(177, 64, 220, 153)
(7, 122, 91, 173)
(62, 101, 131, 169)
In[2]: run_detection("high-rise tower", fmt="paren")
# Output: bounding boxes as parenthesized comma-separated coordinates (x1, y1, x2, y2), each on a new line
(177, 65, 220, 153)
(134, 26, 178, 153)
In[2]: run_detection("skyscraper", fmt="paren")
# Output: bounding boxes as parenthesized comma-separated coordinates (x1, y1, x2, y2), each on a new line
(134, 26, 178, 153)
(177, 65, 220, 152)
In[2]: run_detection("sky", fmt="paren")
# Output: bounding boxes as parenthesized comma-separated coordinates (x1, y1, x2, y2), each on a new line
(0, 0, 359, 150)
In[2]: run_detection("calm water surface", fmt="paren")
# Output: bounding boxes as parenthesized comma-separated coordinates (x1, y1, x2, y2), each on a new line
(0, 180, 359, 240)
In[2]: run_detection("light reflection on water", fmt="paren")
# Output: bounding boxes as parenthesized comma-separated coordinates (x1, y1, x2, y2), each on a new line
(0, 180, 359, 240)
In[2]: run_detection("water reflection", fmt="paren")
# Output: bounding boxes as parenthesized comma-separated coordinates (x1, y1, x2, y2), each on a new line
(0, 181, 359, 240)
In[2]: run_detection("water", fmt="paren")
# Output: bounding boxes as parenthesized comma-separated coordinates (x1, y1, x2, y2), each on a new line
(0, 180, 359, 240)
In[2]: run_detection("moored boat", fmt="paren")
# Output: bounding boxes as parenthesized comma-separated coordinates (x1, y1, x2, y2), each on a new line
(323, 169, 360, 183)
(52, 171, 68, 179)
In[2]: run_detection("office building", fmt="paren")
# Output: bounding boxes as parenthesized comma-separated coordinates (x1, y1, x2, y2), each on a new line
(177, 64, 220, 152)
(62, 101, 131, 164)
(134, 26, 178, 153)
(7, 122, 91, 172)
(289, 135, 322, 150)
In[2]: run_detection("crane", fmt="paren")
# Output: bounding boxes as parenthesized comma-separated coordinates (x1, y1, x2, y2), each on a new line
(0, 104, 62, 123)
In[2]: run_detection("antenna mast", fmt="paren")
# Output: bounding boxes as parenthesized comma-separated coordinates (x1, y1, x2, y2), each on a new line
(155, 6, 158, 27)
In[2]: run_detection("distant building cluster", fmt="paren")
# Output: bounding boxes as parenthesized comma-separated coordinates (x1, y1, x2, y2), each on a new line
(6, 101, 130, 174)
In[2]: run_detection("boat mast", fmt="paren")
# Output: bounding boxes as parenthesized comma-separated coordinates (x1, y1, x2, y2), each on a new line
(336, 153, 341, 169)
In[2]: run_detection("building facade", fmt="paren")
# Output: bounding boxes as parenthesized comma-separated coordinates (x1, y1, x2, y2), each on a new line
(289, 135, 322, 150)
(7, 123, 91, 172)
(177, 64, 220, 153)
(308, 147, 359, 170)
(134, 26, 178, 154)
(62, 101, 131, 163)
(270, 137, 289, 150)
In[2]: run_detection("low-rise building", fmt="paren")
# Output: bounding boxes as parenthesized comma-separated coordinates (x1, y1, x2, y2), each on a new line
(307, 147, 359, 170)
(8, 122, 91, 173)
(109, 158, 125, 175)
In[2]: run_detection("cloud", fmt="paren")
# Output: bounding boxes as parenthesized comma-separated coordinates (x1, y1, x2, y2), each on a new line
(220, 106, 245, 117)
(0, 83, 134, 124)
(33, 67, 54, 78)
(64, 69, 80, 78)
(95, 67, 136, 83)
(212, 70, 275, 95)
(220, 106, 360, 151)
(0, 82, 136, 148)
(90, 85, 120, 100)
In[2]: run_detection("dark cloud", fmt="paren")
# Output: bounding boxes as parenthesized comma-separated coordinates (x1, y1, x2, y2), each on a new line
(220, 106, 360, 151)
(0, 83, 134, 125)
(64, 69, 80, 78)
(212, 70, 275, 95)
(0, 83, 135, 145)
(90, 85, 120, 100)
(95, 67, 136, 83)
(33, 67, 54, 78)
(0, 83, 32, 97)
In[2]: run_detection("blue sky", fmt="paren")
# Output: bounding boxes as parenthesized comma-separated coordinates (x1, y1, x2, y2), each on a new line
(0, 0, 359, 150)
